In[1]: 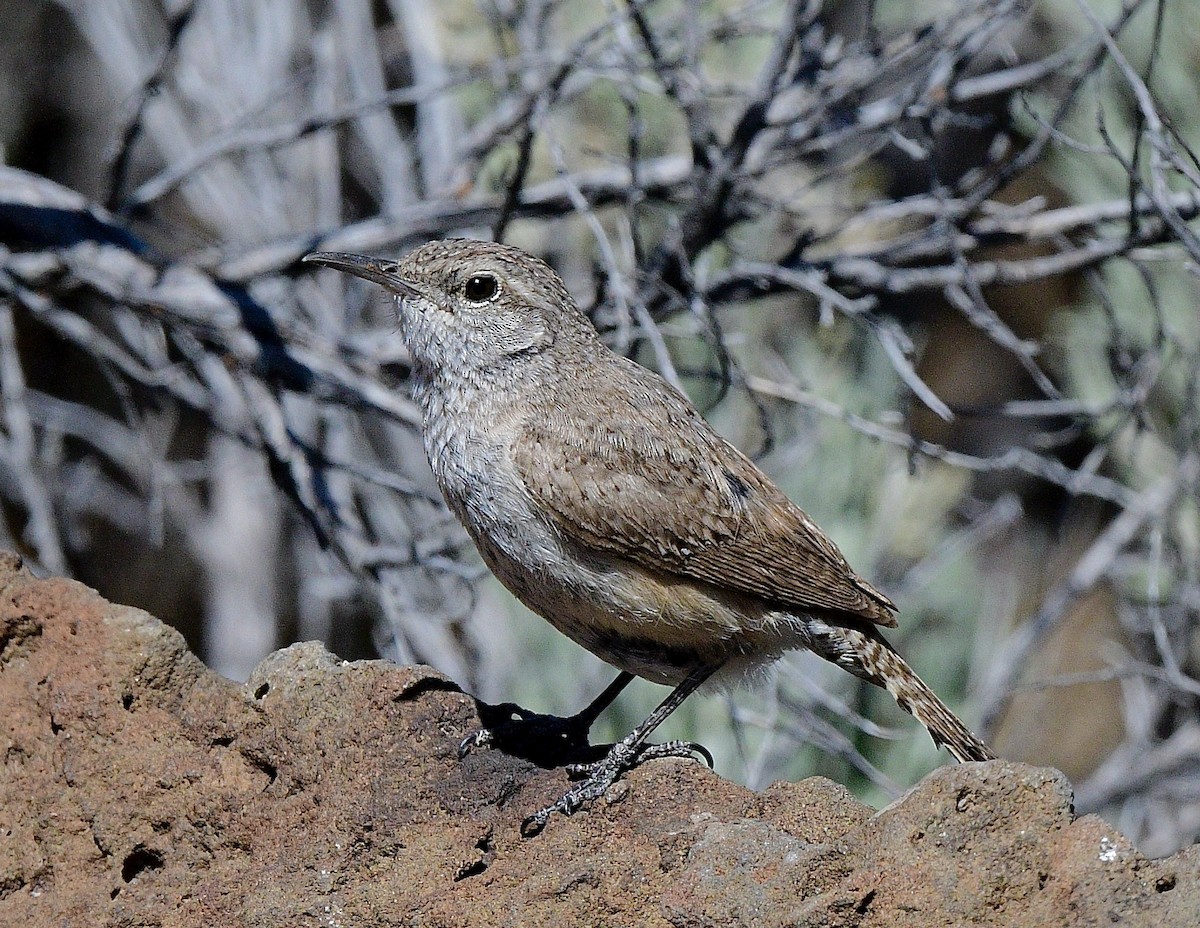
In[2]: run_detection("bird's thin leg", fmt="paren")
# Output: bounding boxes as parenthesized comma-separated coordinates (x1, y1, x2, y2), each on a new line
(460, 671, 636, 762)
(521, 663, 720, 835)
(573, 670, 636, 728)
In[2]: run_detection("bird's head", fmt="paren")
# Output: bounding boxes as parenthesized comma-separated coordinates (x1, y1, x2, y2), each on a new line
(304, 238, 593, 377)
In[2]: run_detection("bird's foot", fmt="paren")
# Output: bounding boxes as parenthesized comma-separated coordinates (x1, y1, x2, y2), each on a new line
(460, 702, 595, 766)
(520, 737, 713, 836)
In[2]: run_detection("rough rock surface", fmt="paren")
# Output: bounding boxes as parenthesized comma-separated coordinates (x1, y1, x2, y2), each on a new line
(0, 551, 1195, 927)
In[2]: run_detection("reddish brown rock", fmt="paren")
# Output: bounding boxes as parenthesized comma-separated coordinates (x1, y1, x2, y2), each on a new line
(0, 551, 1194, 926)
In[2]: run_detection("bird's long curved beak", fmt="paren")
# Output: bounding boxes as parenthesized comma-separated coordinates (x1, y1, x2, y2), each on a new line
(302, 251, 419, 298)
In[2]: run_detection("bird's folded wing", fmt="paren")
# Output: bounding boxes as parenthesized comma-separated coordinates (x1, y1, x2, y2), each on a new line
(514, 365, 897, 627)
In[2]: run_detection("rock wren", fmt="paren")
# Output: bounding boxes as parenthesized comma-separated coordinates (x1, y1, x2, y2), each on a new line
(304, 239, 995, 831)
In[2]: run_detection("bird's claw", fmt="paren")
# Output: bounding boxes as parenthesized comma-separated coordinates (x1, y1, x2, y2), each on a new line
(458, 727, 496, 759)
(521, 741, 634, 836)
(521, 737, 713, 836)
(458, 701, 533, 759)
(562, 738, 711, 777)
(643, 738, 715, 769)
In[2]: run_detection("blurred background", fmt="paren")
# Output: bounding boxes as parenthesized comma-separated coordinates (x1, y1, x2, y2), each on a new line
(1, 0, 1197, 856)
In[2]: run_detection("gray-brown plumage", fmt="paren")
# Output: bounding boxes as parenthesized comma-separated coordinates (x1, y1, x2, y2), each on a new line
(304, 239, 994, 828)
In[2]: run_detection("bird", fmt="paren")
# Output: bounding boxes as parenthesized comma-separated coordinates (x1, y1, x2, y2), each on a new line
(303, 239, 995, 832)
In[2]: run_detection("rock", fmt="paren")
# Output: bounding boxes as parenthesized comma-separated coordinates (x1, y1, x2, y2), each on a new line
(0, 550, 1195, 926)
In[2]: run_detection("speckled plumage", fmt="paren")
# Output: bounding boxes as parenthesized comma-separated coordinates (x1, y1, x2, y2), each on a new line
(304, 239, 994, 766)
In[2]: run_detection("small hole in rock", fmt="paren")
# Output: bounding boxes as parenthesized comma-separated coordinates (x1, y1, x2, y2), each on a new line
(121, 846, 164, 883)
(254, 682, 270, 700)
(244, 752, 279, 785)
(453, 860, 488, 882)
(122, 693, 134, 710)
(1156, 875, 1176, 893)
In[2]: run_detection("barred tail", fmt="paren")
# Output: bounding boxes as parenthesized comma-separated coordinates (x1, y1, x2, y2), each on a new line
(804, 620, 996, 763)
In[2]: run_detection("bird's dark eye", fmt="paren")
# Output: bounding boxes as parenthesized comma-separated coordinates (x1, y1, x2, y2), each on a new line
(463, 274, 499, 303)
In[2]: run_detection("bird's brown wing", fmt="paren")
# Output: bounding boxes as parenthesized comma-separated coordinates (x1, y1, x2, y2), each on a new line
(513, 359, 897, 627)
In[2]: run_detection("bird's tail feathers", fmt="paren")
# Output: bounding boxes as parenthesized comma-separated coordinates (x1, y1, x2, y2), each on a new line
(804, 620, 995, 763)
